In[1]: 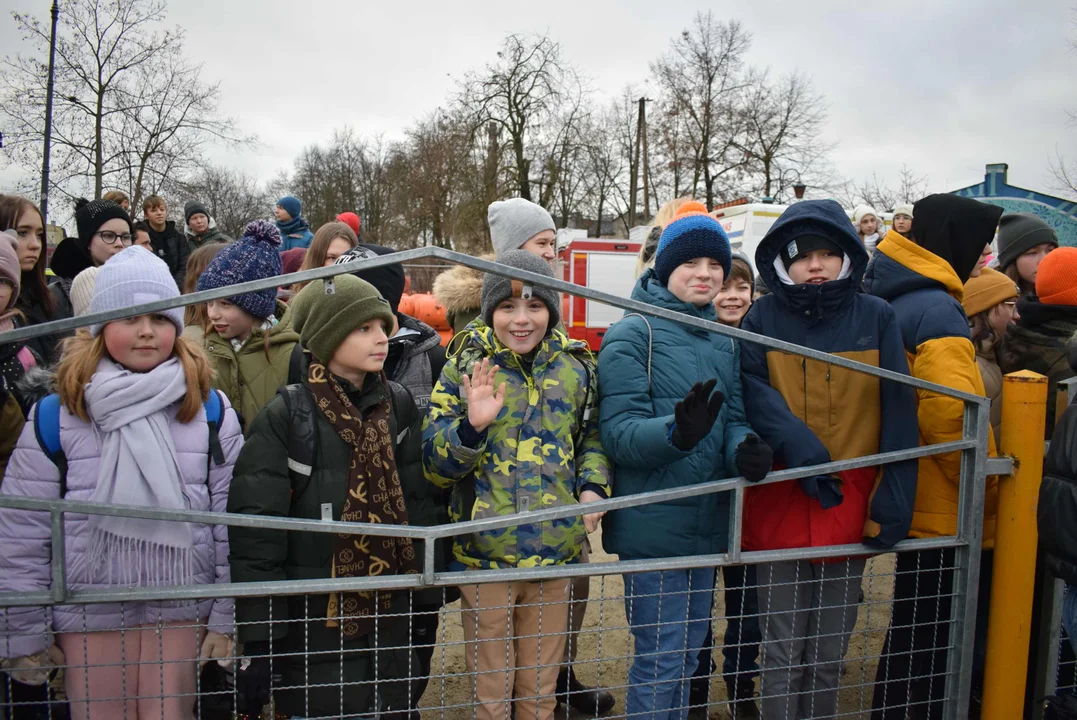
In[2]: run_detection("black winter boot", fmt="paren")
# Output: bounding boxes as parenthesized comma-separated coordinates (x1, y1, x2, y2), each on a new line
(555, 667, 616, 716)
(725, 679, 760, 720)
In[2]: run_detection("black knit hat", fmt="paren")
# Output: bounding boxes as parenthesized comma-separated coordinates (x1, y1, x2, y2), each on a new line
(184, 200, 209, 224)
(779, 234, 844, 270)
(74, 198, 132, 251)
(333, 243, 406, 315)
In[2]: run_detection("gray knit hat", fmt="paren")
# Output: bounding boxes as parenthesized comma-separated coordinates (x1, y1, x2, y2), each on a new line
(481, 250, 560, 330)
(488, 198, 556, 257)
(88, 246, 183, 337)
(996, 212, 1058, 271)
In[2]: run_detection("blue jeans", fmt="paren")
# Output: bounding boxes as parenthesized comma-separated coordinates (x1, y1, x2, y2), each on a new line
(624, 567, 716, 720)
(1064, 583, 1077, 657)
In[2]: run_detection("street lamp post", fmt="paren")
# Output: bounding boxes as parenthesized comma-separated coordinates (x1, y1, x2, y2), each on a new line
(40, 0, 60, 223)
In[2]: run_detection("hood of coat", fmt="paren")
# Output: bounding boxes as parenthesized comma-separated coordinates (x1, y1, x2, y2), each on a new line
(13, 365, 53, 409)
(908, 194, 1003, 286)
(864, 230, 967, 304)
(49, 237, 94, 282)
(432, 254, 493, 316)
(185, 225, 230, 244)
(755, 199, 868, 323)
(630, 267, 722, 323)
(391, 314, 442, 357)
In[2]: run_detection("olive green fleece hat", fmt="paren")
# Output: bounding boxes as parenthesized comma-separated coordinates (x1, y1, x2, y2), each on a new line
(289, 274, 395, 363)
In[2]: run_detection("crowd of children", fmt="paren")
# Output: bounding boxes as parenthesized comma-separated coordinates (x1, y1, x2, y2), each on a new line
(0, 188, 1072, 720)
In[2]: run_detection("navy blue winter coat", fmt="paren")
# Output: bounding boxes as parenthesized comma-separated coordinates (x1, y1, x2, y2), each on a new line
(740, 200, 918, 550)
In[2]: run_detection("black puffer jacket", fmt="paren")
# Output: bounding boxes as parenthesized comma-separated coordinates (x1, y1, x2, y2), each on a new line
(999, 297, 1077, 438)
(145, 220, 190, 286)
(1040, 392, 1077, 586)
(227, 373, 445, 718)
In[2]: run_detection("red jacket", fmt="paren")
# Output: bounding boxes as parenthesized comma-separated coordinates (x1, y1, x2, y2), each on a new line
(743, 464, 877, 552)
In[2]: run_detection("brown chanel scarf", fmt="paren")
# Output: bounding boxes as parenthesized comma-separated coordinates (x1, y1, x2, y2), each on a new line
(306, 359, 420, 638)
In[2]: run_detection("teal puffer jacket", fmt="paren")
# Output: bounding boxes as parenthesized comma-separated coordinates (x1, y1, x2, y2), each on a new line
(598, 268, 753, 559)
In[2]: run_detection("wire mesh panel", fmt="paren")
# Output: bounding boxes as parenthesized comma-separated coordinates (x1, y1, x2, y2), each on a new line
(0, 540, 977, 720)
(0, 248, 994, 720)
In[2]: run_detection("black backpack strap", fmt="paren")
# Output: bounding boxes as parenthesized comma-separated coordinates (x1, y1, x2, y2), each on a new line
(387, 381, 418, 447)
(278, 384, 318, 507)
(287, 344, 308, 386)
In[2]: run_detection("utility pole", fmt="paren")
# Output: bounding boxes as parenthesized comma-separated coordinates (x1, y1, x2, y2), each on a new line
(629, 99, 643, 228)
(640, 97, 651, 223)
(40, 1, 60, 223)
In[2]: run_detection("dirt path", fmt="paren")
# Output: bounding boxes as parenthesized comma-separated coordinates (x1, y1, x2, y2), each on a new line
(418, 531, 898, 719)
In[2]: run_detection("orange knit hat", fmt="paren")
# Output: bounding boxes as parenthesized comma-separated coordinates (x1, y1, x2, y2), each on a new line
(1035, 247, 1077, 306)
(962, 267, 1018, 317)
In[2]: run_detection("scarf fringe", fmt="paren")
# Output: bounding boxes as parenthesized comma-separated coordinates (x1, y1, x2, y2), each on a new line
(90, 529, 195, 587)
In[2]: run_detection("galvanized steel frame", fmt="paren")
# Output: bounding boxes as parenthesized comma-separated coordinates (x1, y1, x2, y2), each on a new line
(0, 247, 1002, 718)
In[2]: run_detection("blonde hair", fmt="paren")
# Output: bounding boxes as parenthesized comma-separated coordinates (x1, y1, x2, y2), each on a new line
(295, 222, 358, 292)
(57, 329, 212, 423)
(103, 190, 129, 206)
(635, 197, 694, 278)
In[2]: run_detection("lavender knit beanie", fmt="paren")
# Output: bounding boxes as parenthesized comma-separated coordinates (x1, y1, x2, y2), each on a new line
(197, 220, 283, 319)
(88, 246, 183, 337)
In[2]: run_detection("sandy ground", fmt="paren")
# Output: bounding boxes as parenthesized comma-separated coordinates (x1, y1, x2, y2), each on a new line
(416, 530, 898, 719)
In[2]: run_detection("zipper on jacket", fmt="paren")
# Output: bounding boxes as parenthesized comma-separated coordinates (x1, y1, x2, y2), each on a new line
(802, 358, 808, 424)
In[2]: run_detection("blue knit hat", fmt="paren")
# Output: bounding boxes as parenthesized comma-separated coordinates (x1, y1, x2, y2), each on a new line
(197, 220, 282, 319)
(88, 246, 183, 337)
(653, 201, 732, 285)
(277, 196, 302, 221)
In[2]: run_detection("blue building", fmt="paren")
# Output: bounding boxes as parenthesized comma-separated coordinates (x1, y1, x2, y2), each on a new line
(952, 163, 1077, 247)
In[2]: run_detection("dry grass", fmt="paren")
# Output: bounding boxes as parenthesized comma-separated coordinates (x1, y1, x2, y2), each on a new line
(418, 530, 898, 719)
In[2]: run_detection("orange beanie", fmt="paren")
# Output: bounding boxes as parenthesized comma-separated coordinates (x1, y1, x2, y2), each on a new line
(1035, 247, 1077, 306)
(962, 267, 1018, 317)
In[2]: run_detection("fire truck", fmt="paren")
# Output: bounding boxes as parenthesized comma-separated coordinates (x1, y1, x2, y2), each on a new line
(558, 235, 642, 351)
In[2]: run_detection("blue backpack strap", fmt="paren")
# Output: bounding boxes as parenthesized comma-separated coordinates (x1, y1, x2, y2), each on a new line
(33, 394, 69, 497)
(204, 389, 226, 467)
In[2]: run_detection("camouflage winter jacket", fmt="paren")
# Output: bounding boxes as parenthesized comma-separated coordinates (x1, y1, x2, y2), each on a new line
(422, 322, 612, 570)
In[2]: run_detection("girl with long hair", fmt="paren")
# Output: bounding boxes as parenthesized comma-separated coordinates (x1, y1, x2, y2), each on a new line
(0, 246, 243, 720)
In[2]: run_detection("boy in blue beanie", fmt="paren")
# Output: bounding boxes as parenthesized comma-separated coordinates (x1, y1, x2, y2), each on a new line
(275, 195, 314, 250)
(598, 200, 773, 719)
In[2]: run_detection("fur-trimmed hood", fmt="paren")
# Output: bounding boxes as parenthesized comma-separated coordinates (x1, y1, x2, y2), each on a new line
(432, 254, 493, 316)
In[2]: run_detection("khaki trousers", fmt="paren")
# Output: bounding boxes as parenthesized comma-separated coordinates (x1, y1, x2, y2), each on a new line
(459, 577, 571, 720)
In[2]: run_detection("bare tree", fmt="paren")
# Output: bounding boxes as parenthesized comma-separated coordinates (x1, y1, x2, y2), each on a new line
(651, 13, 752, 209)
(457, 33, 577, 204)
(843, 165, 928, 211)
(401, 111, 482, 249)
(1, 0, 250, 209)
(172, 165, 271, 239)
(737, 70, 831, 202)
(1050, 150, 1077, 200)
(580, 105, 629, 237)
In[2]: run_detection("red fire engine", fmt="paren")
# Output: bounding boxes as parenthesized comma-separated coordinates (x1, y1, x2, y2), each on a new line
(558, 237, 643, 351)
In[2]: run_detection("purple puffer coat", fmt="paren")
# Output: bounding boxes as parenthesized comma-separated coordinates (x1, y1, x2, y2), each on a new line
(0, 394, 243, 658)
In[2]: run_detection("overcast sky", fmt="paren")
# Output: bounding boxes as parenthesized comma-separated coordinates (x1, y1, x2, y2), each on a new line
(2, 0, 1075, 203)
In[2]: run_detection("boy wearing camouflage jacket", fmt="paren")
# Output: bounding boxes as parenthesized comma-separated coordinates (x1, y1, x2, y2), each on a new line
(423, 251, 611, 720)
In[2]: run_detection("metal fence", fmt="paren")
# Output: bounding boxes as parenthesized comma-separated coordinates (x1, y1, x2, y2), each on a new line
(0, 248, 1008, 720)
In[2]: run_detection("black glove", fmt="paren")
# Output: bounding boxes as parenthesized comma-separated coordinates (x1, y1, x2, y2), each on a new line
(800, 475, 844, 510)
(670, 379, 725, 451)
(236, 641, 272, 717)
(735, 434, 773, 482)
